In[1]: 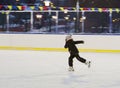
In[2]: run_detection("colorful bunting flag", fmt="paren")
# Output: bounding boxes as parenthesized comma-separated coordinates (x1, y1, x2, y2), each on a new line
(59, 7, 64, 11)
(98, 8, 102, 12)
(17, 6, 22, 10)
(22, 6, 26, 10)
(0, 5, 3, 9)
(116, 8, 120, 13)
(39, 7, 43, 11)
(12, 6, 18, 10)
(0, 5, 119, 12)
(30, 6, 35, 10)
(8, 5, 12, 10)
(91, 8, 95, 11)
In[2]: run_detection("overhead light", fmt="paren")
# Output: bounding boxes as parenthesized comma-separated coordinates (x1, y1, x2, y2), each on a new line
(44, 0, 51, 6)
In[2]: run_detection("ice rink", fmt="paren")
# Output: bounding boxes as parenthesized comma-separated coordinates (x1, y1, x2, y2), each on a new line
(0, 50, 120, 88)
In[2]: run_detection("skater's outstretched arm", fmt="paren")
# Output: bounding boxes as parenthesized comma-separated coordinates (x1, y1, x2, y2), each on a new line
(74, 40, 84, 44)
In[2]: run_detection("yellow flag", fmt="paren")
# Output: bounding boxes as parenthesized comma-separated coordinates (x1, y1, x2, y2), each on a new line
(30, 6, 35, 10)
(91, 8, 95, 11)
(60, 7, 64, 11)
(116, 8, 120, 13)
(98, 8, 102, 12)
(80, 8, 83, 11)
(109, 8, 112, 13)
(17, 6, 22, 10)
(39, 7, 43, 10)
(8, 5, 12, 10)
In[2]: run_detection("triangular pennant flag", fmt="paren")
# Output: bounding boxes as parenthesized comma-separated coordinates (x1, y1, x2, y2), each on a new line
(4, 5, 8, 10)
(83, 8, 88, 11)
(17, 6, 22, 10)
(98, 8, 102, 12)
(39, 7, 43, 10)
(8, 5, 12, 10)
(12, 5, 18, 10)
(91, 8, 95, 11)
(102, 8, 107, 12)
(0, 5, 120, 13)
(60, 7, 64, 11)
(80, 8, 83, 11)
(34, 6, 39, 10)
(73, 7, 76, 10)
(43, 6, 48, 10)
(30, 6, 35, 10)
(116, 8, 120, 13)
(0, 5, 3, 9)
(109, 8, 113, 13)
(87, 8, 91, 11)
(94, 8, 98, 11)
(22, 6, 26, 10)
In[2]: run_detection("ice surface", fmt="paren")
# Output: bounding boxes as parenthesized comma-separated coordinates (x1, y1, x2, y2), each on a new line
(0, 50, 120, 88)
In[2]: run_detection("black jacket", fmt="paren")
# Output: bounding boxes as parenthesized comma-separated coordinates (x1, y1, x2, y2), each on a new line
(64, 39, 84, 54)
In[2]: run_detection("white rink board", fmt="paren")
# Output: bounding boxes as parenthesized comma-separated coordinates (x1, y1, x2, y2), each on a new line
(0, 34, 120, 50)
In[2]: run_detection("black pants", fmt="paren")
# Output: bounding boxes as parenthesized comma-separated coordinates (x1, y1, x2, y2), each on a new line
(68, 53, 86, 67)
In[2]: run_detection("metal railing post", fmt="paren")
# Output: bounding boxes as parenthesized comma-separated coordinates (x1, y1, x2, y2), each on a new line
(109, 11, 113, 33)
(81, 11, 85, 33)
(55, 11, 58, 33)
(6, 12, 10, 33)
(30, 11, 33, 32)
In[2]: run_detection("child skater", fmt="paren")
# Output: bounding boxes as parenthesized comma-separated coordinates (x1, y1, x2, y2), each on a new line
(64, 35, 91, 71)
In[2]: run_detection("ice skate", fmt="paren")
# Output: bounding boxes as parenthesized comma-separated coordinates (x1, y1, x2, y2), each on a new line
(68, 66, 74, 71)
(85, 61, 91, 68)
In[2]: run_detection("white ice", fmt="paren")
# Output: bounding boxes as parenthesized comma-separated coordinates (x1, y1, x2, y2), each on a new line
(0, 50, 120, 88)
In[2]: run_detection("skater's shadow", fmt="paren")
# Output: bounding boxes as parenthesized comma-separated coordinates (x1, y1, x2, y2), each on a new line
(62, 72, 88, 85)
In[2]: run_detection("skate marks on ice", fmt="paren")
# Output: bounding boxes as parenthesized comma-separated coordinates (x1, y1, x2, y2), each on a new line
(62, 72, 90, 88)
(0, 50, 120, 88)
(0, 71, 120, 88)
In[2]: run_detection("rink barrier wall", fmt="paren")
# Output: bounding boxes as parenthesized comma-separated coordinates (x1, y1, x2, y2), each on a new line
(0, 34, 120, 53)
